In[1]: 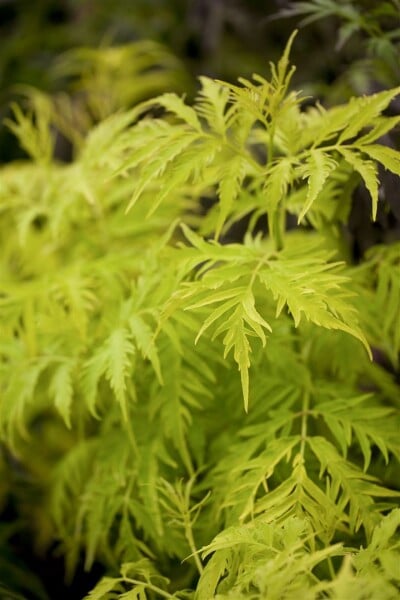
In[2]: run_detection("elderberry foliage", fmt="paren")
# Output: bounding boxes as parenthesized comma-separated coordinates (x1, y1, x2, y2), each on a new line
(0, 33, 399, 599)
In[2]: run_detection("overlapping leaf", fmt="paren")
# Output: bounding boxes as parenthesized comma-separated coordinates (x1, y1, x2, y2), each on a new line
(161, 227, 369, 408)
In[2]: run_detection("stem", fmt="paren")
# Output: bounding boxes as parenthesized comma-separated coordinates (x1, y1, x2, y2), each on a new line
(225, 139, 264, 174)
(327, 556, 336, 580)
(267, 123, 276, 165)
(182, 477, 204, 575)
(179, 436, 195, 477)
(248, 256, 267, 289)
(184, 515, 204, 575)
(124, 410, 138, 457)
(271, 202, 285, 252)
(300, 390, 310, 459)
(124, 578, 177, 599)
(122, 475, 135, 518)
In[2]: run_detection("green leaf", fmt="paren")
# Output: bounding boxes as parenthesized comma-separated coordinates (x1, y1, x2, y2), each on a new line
(356, 115, 400, 145)
(308, 436, 399, 535)
(361, 144, 400, 176)
(339, 148, 379, 220)
(84, 577, 119, 600)
(264, 158, 293, 212)
(216, 156, 247, 237)
(125, 128, 201, 212)
(222, 309, 252, 412)
(195, 549, 230, 600)
(82, 328, 135, 419)
(223, 436, 300, 522)
(104, 328, 135, 419)
(154, 93, 202, 132)
(298, 150, 337, 222)
(314, 394, 396, 469)
(50, 361, 75, 428)
(338, 87, 400, 143)
(196, 76, 231, 135)
(129, 315, 163, 384)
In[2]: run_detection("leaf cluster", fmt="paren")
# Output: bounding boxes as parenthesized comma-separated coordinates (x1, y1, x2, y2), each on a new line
(0, 34, 399, 599)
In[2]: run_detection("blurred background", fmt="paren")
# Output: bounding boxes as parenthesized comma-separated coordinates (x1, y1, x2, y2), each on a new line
(1, 0, 399, 119)
(1, 0, 398, 251)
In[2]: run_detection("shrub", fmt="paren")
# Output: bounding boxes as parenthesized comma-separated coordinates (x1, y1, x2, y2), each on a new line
(0, 32, 399, 599)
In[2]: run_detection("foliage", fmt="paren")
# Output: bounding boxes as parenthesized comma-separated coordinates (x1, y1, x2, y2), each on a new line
(278, 0, 400, 89)
(0, 32, 399, 599)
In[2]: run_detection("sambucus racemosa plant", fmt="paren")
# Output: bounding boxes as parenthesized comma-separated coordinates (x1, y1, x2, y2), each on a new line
(0, 33, 399, 599)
